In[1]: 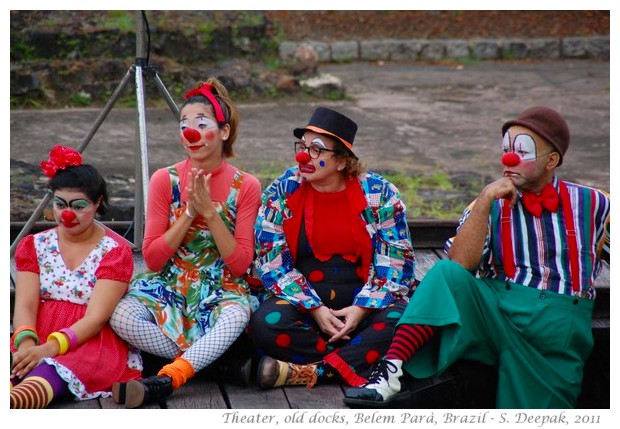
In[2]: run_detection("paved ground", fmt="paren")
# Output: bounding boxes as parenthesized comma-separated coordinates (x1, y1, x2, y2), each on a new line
(9, 58, 610, 221)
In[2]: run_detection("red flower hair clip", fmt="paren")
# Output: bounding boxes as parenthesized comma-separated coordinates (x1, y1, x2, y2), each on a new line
(184, 83, 226, 124)
(40, 145, 83, 178)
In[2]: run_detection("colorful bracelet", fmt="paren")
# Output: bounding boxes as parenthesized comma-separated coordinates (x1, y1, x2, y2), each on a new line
(14, 330, 39, 348)
(59, 328, 79, 351)
(47, 332, 70, 355)
(11, 325, 38, 343)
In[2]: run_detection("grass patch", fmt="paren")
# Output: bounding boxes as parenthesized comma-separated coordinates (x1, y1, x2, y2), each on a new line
(379, 169, 466, 219)
(101, 11, 135, 32)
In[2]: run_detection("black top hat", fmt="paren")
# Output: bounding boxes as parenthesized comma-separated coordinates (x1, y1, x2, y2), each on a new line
(293, 107, 358, 155)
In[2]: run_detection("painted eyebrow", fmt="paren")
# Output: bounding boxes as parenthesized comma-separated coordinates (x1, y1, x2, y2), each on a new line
(310, 137, 326, 148)
(54, 196, 90, 205)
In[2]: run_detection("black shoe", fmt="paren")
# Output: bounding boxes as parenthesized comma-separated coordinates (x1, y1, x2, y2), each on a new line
(343, 358, 411, 407)
(112, 382, 127, 404)
(205, 357, 252, 386)
(124, 375, 173, 409)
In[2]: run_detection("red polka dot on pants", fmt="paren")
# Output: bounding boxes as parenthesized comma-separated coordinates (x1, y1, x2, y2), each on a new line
(275, 333, 292, 348)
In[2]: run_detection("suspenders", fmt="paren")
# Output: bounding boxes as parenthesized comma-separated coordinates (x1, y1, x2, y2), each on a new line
(501, 181, 580, 292)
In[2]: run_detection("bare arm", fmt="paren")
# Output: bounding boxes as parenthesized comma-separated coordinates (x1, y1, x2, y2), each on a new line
(448, 177, 518, 270)
(12, 277, 128, 378)
(142, 168, 195, 271)
(12, 271, 40, 350)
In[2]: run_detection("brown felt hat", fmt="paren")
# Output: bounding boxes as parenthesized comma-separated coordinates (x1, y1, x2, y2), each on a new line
(502, 106, 570, 166)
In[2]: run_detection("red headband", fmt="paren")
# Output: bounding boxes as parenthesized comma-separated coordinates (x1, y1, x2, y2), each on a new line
(40, 145, 83, 178)
(184, 83, 226, 124)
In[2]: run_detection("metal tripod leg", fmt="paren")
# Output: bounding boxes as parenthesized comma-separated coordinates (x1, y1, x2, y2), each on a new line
(9, 68, 134, 257)
(11, 11, 180, 256)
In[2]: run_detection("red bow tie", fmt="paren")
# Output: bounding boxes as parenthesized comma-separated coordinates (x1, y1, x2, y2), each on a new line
(521, 183, 559, 217)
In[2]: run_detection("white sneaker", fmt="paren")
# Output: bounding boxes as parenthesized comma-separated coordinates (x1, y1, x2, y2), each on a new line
(343, 358, 410, 406)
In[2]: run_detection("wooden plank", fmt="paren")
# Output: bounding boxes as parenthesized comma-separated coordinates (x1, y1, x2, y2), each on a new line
(409, 219, 458, 248)
(224, 383, 291, 409)
(100, 396, 126, 409)
(166, 379, 227, 409)
(414, 248, 441, 281)
(48, 397, 101, 409)
(99, 394, 162, 409)
(594, 261, 610, 289)
(283, 384, 347, 409)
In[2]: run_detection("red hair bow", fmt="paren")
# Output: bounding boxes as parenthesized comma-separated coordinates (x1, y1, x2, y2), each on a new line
(184, 83, 226, 123)
(40, 145, 83, 178)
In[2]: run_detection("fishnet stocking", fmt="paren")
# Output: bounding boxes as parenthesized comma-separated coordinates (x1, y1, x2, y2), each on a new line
(182, 304, 249, 372)
(109, 296, 179, 359)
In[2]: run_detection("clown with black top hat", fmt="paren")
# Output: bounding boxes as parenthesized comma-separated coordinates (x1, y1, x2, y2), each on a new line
(251, 107, 416, 389)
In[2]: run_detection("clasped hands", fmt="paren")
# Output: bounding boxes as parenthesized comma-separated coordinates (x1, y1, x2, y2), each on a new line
(310, 305, 371, 344)
(186, 168, 217, 221)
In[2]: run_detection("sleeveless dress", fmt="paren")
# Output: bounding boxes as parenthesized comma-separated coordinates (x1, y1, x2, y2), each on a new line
(13, 228, 142, 400)
(127, 165, 253, 351)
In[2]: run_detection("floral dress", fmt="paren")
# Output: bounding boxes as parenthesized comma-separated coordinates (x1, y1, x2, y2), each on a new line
(13, 228, 142, 400)
(127, 165, 253, 351)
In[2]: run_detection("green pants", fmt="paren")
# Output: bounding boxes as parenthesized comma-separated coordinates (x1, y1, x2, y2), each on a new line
(400, 260, 594, 409)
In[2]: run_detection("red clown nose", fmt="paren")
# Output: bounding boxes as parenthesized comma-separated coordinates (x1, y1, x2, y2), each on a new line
(295, 151, 311, 164)
(501, 152, 520, 167)
(183, 128, 201, 143)
(61, 210, 76, 223)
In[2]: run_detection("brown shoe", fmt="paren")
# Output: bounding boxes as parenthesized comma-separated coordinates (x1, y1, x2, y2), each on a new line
(112, 381, 126, 404)
(257, 356, 318, 389)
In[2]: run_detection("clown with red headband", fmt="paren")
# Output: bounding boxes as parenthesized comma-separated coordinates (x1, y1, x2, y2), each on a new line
(345, 106, 610, 409)
(251, 107, 415, 390)
(108, 78, 261, 408)
(11, 146, 141, 408)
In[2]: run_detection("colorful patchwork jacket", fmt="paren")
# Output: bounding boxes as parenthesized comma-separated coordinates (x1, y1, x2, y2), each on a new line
(254, 167, 416, 310)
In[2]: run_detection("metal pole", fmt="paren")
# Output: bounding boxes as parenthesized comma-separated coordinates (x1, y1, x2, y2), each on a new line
(10, 69, 134, 258)
(152, 71, 180, 119)
(133, 11, 150, 250)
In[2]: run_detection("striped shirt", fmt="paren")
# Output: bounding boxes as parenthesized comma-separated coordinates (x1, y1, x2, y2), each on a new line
(445, 176, 610, 299)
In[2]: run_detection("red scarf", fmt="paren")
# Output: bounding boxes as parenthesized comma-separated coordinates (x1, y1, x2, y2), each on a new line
(284, 179, 372, 280)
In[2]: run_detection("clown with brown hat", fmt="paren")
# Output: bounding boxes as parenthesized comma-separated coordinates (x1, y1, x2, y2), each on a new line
(344, 106, 610, 409)
(251, 107, 416, 390)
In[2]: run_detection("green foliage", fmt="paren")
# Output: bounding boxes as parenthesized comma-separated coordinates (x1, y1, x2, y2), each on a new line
(325, 89, 345, 101)
(101, 11, 135, 32)
(69, 91, 92, 106)
(380, 169, 464, 219)
(10, 96, 43, 108)
(196, 21, 217, 46)
(11, 41, 36, 61)
(236, 11, 265, 27)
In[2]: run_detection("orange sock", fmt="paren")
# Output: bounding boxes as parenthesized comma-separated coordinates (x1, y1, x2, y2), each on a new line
(157, 357, 195, 390)
(10, 376, 54, 408)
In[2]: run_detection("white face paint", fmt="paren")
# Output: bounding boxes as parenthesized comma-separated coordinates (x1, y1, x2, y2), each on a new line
(303, 135, 327, 149)
(180, 114, 218, 132)
(300, 135, 335, 159)
(502, 132, 538, 161)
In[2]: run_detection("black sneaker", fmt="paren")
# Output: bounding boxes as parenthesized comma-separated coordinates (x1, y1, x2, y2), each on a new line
(343, 358, 411, 407)
(205, 357, 252, 386)
(124, 375, 173, 409)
